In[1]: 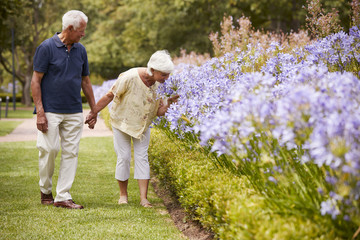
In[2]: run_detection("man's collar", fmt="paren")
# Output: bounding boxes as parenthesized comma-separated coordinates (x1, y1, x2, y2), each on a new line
(52, 32, 77, 48)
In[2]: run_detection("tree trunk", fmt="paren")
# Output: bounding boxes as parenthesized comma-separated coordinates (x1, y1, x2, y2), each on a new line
(22, 74, 32, 106)
(291, 0, 300, 31)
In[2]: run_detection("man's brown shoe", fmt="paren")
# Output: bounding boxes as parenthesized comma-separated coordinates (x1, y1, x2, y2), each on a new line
(54, 200, 84, 209)
(41, 192, 54, 205)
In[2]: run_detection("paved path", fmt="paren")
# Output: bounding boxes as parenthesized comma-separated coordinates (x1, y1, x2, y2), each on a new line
(0, 110, 113, 142)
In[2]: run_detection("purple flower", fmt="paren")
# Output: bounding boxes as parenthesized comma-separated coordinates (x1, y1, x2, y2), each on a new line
(320, 199, 340, 219)
(268, 176, 277, 184)
(135, 29, 360, 221)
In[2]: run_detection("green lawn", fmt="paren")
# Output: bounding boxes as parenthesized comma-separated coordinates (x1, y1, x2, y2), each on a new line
(0, 121, 23, 136)
(0, 137, 185, 240)
(0, 103, 90, 135)
(0, 107, 34, 119)
(0, 102, 92, 119)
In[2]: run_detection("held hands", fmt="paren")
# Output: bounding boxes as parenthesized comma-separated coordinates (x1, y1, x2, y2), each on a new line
(85, 110, 98, 129)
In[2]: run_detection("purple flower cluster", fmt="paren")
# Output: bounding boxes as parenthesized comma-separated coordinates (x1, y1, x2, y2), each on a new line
(305, 26, 360, 74)
(153, 28, 360, 221)
(92, 27, 360, 222)
(93, 79, 116, 104)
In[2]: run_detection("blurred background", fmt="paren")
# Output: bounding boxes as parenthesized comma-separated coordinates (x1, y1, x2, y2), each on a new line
(0, 0, 355, 106)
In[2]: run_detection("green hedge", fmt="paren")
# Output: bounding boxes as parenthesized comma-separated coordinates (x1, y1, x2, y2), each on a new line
(0, 93, 23, 103)
(148, 128, 338, 240)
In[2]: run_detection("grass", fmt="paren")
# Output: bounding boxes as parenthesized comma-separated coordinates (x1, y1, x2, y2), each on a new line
(0, 103, 33, 136)
(0, 103, 92, 135)
(0, 108, 34, 118)
(0, 103, 34, 119)
(0, 121, 23, 136)
(0, 103, 92, 119)
(0, 137, 185, 240)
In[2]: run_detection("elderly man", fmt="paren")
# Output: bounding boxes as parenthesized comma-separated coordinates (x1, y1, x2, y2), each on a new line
(31, 10, 97, 209)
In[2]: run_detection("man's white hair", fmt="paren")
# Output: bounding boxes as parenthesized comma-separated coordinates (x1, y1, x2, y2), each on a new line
(147, 50, 174, 76)
(62, 10, 88, 30)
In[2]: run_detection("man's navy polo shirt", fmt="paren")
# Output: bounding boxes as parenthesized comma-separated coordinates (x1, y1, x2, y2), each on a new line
(33, 32, 90, 113)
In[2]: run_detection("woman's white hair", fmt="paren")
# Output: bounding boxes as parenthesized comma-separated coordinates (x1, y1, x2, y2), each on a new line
(62, 10, 88, 31)
(147, 50, 174, 76)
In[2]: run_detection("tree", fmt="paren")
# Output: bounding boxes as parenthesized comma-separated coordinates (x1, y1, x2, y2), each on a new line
(0, 0, 22, 93)
(0, 0, 355, 101)
(85, 0, 246, 79)
(1, 0, 61, 105)
(0, 0, 83, 106)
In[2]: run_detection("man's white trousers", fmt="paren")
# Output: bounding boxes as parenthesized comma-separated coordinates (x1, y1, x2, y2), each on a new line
(37, 112, 83, 202)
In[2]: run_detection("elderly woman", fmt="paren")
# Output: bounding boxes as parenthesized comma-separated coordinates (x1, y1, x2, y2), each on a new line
(85, 50, 178, 207)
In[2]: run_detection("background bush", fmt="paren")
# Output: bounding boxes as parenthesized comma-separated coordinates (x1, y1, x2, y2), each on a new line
(0, 93, 23, 103)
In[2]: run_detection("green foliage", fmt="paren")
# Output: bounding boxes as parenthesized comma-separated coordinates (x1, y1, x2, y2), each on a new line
(0, 93, 23, 103)
(0, 0, 22, 47)
(149, 129, 338, 239)
(0, 138, 184, 240)
(99, 106, 112, 130)
(0, 0, 74, 106)
(83, 0, 328, 79)
(85, 0, 228, 79)
(322, 0, 353, 29)
(0, 0, 356, 96)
